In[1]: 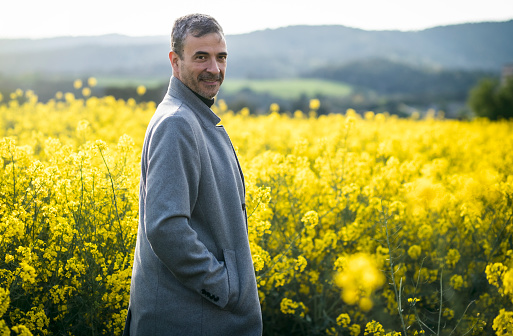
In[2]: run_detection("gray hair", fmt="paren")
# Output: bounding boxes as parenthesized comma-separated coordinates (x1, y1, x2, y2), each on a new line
(171, 14, 224, 59)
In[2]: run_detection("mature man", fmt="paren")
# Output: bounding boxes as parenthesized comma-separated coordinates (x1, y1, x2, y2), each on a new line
(123, 14, 263, 335)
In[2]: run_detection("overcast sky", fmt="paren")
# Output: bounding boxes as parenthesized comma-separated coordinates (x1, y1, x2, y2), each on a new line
(1, 0, 512, 39)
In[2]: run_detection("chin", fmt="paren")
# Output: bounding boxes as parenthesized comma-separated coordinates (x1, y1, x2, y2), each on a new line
(201, 87, 220, 99)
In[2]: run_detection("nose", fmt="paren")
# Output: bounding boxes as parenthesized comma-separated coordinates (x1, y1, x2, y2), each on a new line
(206, 57, 221, 74)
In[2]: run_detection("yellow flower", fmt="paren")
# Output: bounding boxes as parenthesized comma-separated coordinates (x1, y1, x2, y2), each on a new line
(294, 110, 304, 119)
(450, 274, 464, 290)
(349, 324, 361, 336)
(88, 77, 98, 87)
(359, 297, 374, 311)
(492, 309, 513, 336)
(408, 297, 420, 305)
(4, 254, 14, 264)
(365, 111, 375, 120)
(279, 298, 306, 317)
(136, 85, 146, 96)
(301, 210, 318, 229)
(240, 107, 250, 117)
(335, 253, 385, 310)
(11, 325, 33, 336)
(64, 92, 75, 102)
(73, 79, 83, 89)
(309, 99, 320, 111)
(294, 256, 307, 272)
(336, 313, 351, 327)
(364, 320, 385, 335)
(18, 262, 37, 284)
(217, 99, 228, 113)
(270, 103, 280, 113)
(417, 224, 433, 240)
(503, 269, 513, 296)
(445, 249, 461, 269)
(94, 139, 108, 151)
(76, 120, 90, 134)
(407, 245, 421, 260)
(0, 287, 10, 317)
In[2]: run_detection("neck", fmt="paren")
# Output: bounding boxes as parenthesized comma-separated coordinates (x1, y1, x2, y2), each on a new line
(191, 90, 215, 108)
(173, 76, 216, 108)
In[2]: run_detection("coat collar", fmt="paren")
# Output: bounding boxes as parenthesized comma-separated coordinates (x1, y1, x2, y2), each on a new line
(166, 76, 221, 127)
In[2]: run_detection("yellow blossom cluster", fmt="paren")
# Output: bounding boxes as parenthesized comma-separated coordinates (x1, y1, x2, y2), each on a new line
(0, 90, 145, 334)
(486, 262, 513, 335)
(0, 88, 512, 335)
(280, 297, 307, 318)
(335, 253, 385, 311)
(364, 320, 401, 336)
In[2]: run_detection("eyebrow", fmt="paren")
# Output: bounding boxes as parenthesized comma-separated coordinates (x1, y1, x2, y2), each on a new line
(194, 51, 228, 57)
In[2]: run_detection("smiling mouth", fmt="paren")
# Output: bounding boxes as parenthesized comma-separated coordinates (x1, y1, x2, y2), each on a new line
(199, 74, 222, 85)
(201, 79, 219, 85)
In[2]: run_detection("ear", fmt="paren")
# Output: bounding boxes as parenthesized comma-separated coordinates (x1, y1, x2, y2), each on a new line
(169, 51, 180, 77)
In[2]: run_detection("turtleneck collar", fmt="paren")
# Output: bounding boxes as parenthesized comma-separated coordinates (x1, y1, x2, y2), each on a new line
(190, 88, 215, 108)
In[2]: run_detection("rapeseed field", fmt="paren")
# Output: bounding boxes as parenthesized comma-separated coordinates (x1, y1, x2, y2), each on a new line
(0, 85, 512, 335)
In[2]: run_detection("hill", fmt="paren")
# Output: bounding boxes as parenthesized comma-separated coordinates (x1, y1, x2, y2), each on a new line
(305, 58, 490, 96)
(228, 21, 513, 78)
(0, 20, 512, 80)
(1, 21, 512, 117)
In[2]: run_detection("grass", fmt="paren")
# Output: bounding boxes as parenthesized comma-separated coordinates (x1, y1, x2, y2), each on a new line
(84, 76, 354, 100)
(219, 78, 353, 99)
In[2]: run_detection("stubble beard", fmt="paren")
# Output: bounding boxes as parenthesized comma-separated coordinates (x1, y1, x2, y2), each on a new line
(180, 66, 223, 100)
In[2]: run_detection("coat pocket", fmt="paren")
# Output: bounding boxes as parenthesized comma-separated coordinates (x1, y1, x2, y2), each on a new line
(223, 249, 240, 311)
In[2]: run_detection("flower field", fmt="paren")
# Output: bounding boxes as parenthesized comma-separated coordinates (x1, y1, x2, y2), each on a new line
(0, 86, 512, 335)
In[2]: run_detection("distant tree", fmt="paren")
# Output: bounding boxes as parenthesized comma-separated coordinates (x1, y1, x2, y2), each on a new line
(468, 77, 513, 120)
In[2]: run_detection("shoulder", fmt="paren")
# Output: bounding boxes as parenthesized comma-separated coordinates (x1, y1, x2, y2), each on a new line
(144, 101, 203, 152)
(146, 99, 193, 134)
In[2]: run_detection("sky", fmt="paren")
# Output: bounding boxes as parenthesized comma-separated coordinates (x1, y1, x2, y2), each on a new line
(1, 0, 512, 39)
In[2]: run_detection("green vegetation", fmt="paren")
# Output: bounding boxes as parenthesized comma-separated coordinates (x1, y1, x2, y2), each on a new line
(468, 77, 513, 120)
(94, 76, 166, 89)
(220, 78, 352, 99)
(308, 58, 490, 96)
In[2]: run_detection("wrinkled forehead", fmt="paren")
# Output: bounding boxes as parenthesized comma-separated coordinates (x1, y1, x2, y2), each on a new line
(183, 33, 227, 53)
(186, 31, 225, 44)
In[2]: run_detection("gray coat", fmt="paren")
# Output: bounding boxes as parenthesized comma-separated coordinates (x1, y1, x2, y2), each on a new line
(124, 77, 263, 335)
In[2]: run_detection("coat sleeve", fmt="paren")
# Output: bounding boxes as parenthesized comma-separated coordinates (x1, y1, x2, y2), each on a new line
(143, 114, 237, 310)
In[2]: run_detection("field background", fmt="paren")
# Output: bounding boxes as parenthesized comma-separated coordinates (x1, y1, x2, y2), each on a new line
(0, 88, 512, 335)
(1, 20, 513, 117)
(220, 78, 353, 99)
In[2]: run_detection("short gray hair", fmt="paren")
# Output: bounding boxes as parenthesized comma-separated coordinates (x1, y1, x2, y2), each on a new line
(171, 14, 224, 59)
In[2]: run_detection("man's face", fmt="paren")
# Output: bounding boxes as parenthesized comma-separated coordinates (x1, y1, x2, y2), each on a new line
(170, 33, 227, 100)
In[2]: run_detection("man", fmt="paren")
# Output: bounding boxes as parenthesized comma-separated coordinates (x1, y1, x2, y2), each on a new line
(123, 14, 263, 335)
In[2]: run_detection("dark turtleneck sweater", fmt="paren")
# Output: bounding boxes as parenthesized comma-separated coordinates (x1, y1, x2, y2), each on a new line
(189, 87, 215, 108)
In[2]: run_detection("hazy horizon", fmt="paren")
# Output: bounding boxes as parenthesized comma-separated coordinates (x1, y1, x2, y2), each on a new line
(1, 0, 512, 39)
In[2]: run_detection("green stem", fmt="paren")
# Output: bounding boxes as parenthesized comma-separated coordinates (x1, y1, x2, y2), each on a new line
(381, 201, 408, 336)
(438, 269, 443, 335)
(98, 147, 121, 227)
